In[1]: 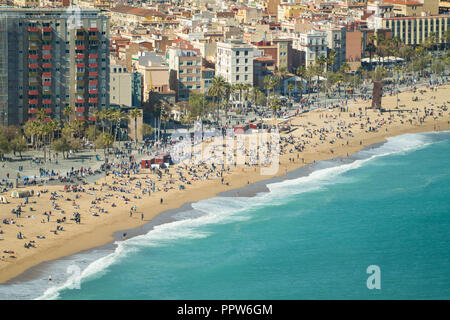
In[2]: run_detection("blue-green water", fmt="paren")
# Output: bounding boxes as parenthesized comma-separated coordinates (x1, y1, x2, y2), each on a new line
(5, 132, 450, 300)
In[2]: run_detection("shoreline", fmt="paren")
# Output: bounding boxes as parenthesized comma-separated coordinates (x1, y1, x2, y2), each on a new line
(1, 137, 390, 290)
(0, 83, 449, 286)
(2, 126, 449, 292)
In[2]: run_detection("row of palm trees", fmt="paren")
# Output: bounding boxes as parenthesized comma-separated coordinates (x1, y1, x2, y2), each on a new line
(15, 106, 144, 161)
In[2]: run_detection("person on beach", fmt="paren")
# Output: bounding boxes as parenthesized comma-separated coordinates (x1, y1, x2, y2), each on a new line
(141, 213, 144, 221)
(160, 198, 163, 204)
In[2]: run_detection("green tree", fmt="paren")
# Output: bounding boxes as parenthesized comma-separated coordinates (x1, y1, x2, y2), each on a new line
(52, 137, 71, 159)
(207, 76, 228, 124)
(11, 135, 28, 160)
(140, 123, 154, 138)
(129, 108, 142, 148)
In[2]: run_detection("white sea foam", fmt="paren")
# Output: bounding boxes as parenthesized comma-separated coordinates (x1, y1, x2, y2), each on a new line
(33, 131, 440, 300)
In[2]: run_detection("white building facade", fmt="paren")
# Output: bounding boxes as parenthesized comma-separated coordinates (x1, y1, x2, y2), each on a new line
(216, 40, 254, 85)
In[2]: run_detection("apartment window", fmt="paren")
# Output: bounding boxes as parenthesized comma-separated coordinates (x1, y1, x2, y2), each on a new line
(245, 75, 248, 81)
(236, 59, 239, 64)
(236, 75, 239, 81)
(236, 67, 239, 72)
(245, 66, 248, 72)
(236, 51, 240, 56)
(245, 51, 248, 56)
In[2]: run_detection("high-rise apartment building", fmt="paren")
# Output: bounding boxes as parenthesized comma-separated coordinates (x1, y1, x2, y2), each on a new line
(0, 8, 109, 126)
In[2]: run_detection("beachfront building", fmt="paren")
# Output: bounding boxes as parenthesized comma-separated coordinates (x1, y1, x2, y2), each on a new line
(372, 15, 450, 45)
(253, 39, 292, 72)
(202, 67, 215, 95)
(293, 29, 328, 67)
(167, 40, 203, 101)
(0, 7, 110, 126)
(110, 65, 142, 109)
(216, 40, 254, 85)
(324, 26, 347, 72)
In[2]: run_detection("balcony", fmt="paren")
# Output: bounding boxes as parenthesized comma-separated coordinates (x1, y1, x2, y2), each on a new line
(89, 80, 98, 85)
(29, 90, 39, 96)
(42, 27, 51, 33)
(42, 54, 52, 60)
(42, 45, 52, 50)
(89, 63, 98, 68)
(89, 72, 98, 77)
(44, 108, 52, 113)
(89, 89, 98, 94)
(28, 27, 39, 32)
(76, 98, 85, 104)
(76, 54, 85, 59)
(43, 117, 51, 122)
(76, 72, 85, 77)
(88, 27, 98, 32)
(29, 63, 39, 69)
(88, 97, 98, 103)
(75, 107, 85, 113)
(42, 81, 51, 86)
(28, 108, 38, 114)
(76, 35, 85, 41)
(76, 45, 85, 50)
(76, 116, 85, 121)
(76, 63, 85, 68)
(29, 99, 38, 105)
(29, 72, 38, 77)
(42, 63, 52, 69)
(42, 35, 51, 41)
(43, 90, 52, 96)
(89, 54, 98, 59)
(28, 34, 40, 41)
(42, 99, 52, 105)
(28, 54, 38, 60)
(89, 36, 98, 41)
(42, 72, 51, 77)
(88, 116, 96, 121)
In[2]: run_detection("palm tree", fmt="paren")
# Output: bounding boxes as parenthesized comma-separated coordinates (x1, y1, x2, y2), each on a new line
(111, 109, 127, 145)
(315, 55, 327, 100)
(207, 76, 228, 124)
(366, 39, 377, 68)
(287, 83, 294, 101)
(269, 95, 281, 121)
(327, 49, 337, 72)
(264, 75, 274, 105)
(63, 106, 72, 124)
(305, 65, 315, 100)
(243, 83, 252, 108)
(264, 75, 280, 105)
(129, 108, 142, 149)
(297, 81, 304, 100)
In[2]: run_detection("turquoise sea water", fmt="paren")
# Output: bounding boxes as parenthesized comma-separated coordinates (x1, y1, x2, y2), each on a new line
(2, 131, 450, 300)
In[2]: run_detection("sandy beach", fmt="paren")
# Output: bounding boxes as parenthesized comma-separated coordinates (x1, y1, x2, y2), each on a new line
(1, 83, 449, 284)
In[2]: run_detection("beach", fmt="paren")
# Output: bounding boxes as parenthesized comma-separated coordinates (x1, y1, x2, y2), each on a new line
(1, 83, 449, 284)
